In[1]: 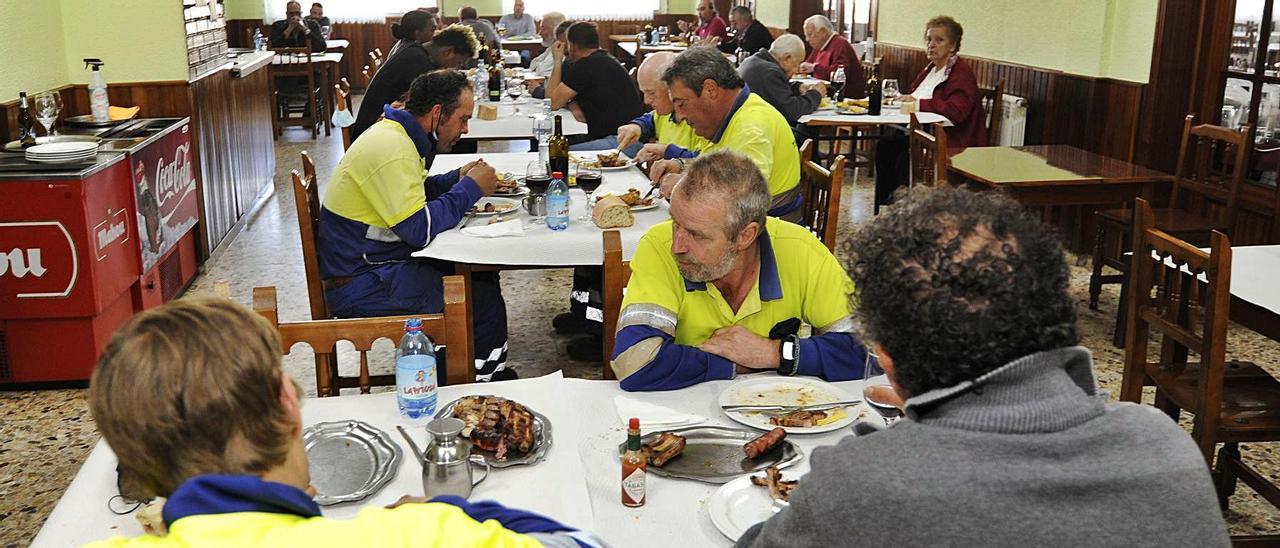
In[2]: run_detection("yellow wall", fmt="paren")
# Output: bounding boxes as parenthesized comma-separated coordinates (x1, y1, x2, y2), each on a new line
(877, 0, 1157, 83)
(0, 0, 70, 101)
(223, 0, 265, 19)
(61, 0, 189, 85)
(755, 0, 790, 29)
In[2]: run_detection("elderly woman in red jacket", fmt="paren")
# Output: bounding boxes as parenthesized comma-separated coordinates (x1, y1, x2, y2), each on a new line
(875, 16, 985, 212)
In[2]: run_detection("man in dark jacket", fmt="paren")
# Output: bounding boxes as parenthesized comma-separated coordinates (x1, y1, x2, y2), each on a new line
(271, 1, 326, 52)
(736, 187, 1231, 547)
(714, 6, 772, 57)
(738, 33, 827, 126)
(351, 24, 478, 141)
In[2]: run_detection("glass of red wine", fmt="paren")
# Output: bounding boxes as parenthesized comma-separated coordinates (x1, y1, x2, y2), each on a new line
(576, 163, 603, 221)
(525, 160, 552, 223)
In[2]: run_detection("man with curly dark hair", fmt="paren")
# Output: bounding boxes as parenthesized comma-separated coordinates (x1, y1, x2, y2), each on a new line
(736, 186, 1229, 547)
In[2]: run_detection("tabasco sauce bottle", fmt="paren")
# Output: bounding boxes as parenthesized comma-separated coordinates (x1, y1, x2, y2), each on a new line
(622, 417, 646, 507)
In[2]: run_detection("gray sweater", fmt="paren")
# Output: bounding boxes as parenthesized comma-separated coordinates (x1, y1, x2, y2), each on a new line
(736, 346, 1230, 547)
(738, 50, 821, 126)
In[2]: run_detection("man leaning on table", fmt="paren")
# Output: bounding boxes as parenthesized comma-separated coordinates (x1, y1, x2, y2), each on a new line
(611, 151, 869, 391)
(85, 298, 603, 547)
(271, 1, 326, 52)
(547, 21, 646, 150)
(799, 14, 861, 84)
(735, 187, 1230, 547)
(319, 70, 515, 382)
(646, 47, 802, 222)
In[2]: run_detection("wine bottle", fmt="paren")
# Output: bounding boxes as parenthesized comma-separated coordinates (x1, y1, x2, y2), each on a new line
(18, 92, 36, 148)
(548, 114, 569, 176)
(488, 50, 503, 102)
(866, 66, 882, 116)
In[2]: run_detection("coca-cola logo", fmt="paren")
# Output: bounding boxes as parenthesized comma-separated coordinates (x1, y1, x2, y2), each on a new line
(0, 221, 78, 299)
(154, 142, 193, 217)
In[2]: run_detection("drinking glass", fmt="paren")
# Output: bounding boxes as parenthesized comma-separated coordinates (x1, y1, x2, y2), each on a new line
(525, 160, 551, 223)
(321, 25, 331, 39)
(859, 349, 902, 426)
(33, 91, 60, 137)
(496, 23, 508, 39)
(507, 76, 524, 113)
(881, 79, 900, 107)
(576, 163, 602, 221)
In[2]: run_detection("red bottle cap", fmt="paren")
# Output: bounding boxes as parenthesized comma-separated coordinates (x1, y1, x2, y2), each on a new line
(552, 171, 564, 179)
(629, 417, 639, 429)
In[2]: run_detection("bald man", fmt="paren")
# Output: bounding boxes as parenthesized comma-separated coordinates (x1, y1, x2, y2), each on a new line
(615, 52, 711, 161)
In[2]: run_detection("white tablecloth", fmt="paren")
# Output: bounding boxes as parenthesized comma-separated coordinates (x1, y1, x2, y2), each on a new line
(1229, 245, 1280, 316)
(799, 109, 951, 126)
(468, 101, 588, 139)
(413, 152, 667, 266)
(271, 51, 343, 65)
(325, 39, 349, 50)
(32, 371, 874, 548)
(502, 50, 522, 66)
(502, 38, 543, 47)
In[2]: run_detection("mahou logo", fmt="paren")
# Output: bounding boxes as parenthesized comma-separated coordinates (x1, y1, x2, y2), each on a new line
(0, 221, 78, 299)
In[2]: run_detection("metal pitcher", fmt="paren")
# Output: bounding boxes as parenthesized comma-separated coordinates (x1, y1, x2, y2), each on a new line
(522, 193, 546, 217)
(421, 418, 489, 499)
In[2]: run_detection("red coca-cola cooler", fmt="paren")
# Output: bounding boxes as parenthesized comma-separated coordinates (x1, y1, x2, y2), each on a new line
(0, 117, 200, 385)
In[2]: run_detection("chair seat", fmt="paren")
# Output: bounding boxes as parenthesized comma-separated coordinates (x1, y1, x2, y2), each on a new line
(1096, 207, 1225, 234)
(1147, 360, 1280, 441)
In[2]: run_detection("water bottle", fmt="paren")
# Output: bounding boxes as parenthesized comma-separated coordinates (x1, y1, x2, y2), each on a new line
(253, 28, 264, 51)
(395, 318, 438, 421)
(864, 33, 875, 63)
(546, 171, 570, 231)
(533, 115, 551, 167)
(475, 59, 489, 102)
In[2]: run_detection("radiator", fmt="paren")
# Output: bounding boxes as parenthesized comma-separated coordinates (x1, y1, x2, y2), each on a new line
(988, 93, 1029, 146)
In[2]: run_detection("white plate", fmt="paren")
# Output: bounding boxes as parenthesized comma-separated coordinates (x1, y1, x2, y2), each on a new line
(717, 376, 860, 434)
(469, 197, 520, 216)
(600, 159, 636, 171)
(708, 472, 798, 541)
(26, 141, 99, 155)
(630, 202, 660, 212)
(491, 186, 528, 197)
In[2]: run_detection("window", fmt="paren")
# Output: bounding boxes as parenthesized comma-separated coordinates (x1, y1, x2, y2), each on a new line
(1222, 0, 1280, 187)
(265, 1, 438, 24)
(502, 0, 659, 20)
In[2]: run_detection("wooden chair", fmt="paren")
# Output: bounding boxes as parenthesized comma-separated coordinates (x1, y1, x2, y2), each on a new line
(908, 112, 948, 187)
(253, 276, 476, 395)
(1089, 115, 1249, 347)
(368, 50, 382, 72)
(601, 230, 631, 382)
(979, 79, 1005, 146)
(798, 139, 845, 251)
(291, 158, 326, 322)
(1119, 198, 1280, 518)
(334, 84, 353, 150)
(269, 47, 324, 138)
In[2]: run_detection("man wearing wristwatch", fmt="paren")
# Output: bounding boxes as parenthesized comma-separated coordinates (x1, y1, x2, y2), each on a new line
(609, 151, 869, 391)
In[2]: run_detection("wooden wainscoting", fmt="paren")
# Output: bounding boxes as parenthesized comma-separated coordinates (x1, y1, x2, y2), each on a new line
(876, 43, 1146, 163)
(0, 81, 190, 142)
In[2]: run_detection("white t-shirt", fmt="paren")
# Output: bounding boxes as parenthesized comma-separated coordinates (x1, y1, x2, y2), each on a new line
(912, 65, 948, 100)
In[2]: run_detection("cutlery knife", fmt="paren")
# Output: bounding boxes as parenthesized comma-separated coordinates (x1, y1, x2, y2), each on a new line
(721, 400, 862, 413)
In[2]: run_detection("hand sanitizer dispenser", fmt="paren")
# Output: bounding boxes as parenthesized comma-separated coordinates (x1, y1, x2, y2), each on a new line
(84, 58, 109, 122)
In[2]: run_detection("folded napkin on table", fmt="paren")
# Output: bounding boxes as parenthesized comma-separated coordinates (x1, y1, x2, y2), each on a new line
(461, 219, 525, 238)
(109, 106, 140, 121)
(613, 394, 705, 428)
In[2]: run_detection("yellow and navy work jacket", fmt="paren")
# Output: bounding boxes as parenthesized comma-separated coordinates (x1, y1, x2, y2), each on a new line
(88, 475, 600, 547)
(662, 86, 803, 218)
(627, 110, 710, 157)
(318, 106, 483, 280)
(610, 218, 869, 391)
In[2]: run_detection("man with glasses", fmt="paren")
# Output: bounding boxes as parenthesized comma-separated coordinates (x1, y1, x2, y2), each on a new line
(271, 1, 326, 52)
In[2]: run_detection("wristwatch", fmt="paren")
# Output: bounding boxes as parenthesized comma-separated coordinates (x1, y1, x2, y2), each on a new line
(778, 334, 800, 376)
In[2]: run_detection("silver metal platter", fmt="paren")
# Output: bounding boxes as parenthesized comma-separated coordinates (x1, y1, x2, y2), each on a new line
(434, 395, 552, 468)
(617, 425, 803, 484)
(303, 420, 402, 505)
(3, 134, 101, 153)
(64, 114, 127, 127)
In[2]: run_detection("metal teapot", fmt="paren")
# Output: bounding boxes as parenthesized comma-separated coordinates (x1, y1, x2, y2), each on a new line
(522, 193, 546, 217)
(417, 418, 489, 499)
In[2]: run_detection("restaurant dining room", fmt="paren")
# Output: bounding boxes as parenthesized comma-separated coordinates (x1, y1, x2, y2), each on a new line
(3, 0, 1280, 545)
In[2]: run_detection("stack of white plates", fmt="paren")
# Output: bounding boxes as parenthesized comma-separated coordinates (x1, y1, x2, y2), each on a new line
(25, 141, 99, 164)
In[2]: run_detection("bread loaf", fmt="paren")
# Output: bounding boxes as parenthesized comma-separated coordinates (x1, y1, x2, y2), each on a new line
(592, 195, 634, 229)
(477, 103, 499, 120)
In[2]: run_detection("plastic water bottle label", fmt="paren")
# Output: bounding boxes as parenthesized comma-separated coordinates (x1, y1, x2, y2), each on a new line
(546, 195, 570, 230)
(396, 354, 437, 419)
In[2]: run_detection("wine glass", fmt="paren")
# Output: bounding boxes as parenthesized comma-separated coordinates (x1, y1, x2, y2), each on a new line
(576, 163, 602, 221)
(859, 349, 902, 426)
(525, 160, 551, 223)
(507, 75, 525, 113)
(881, 79, 901, 108)
(33, 92, 60, 137)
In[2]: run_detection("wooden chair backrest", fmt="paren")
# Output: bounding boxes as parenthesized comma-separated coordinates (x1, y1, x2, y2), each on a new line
(339, 77, 352, 95)
(253, 278, 475, 396)
(335, 84, 353, 150)
(369, 51, 382, 71)
(601, 230, 632, 381)
(362, 65, 373, 86)
(374, 47, 384, 58)
(979, 79, 1004, 146)
(798, 139, 844, 251)
(1169, 114, 1250, 234)
(1119, 198, 1233, 461)
(908, 112, 948, 187)
(291, 161, 328, 322)
(271, 47, 315, 76)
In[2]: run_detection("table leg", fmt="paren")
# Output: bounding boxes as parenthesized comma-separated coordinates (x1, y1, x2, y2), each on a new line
(456, 263, 476, 382)
(324, 63, 335, 136)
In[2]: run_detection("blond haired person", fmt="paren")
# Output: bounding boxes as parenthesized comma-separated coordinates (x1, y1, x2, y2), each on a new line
(87, 298, 600, 547)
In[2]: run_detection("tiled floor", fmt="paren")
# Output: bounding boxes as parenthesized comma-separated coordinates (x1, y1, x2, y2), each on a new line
(2, 120, 1278, 545)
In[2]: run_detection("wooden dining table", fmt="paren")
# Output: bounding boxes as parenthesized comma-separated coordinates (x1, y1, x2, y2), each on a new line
(1222, 245, 1280, 342)
(271, 51, 344, 136)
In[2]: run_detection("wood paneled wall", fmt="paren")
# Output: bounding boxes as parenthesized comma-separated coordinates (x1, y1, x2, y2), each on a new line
(877, 43, 1145, 163)
(0, 82, 190, 143)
